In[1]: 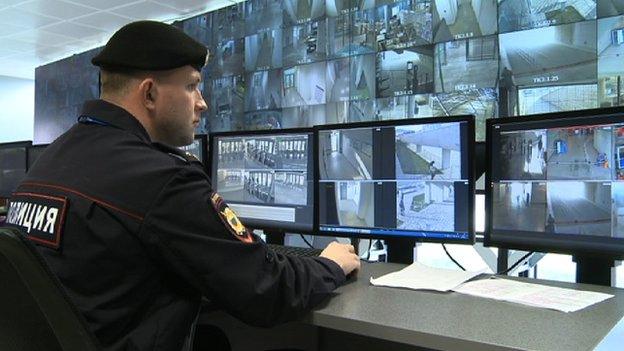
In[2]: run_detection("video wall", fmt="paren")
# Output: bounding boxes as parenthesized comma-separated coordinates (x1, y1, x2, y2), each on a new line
(34, 1, 624, 143)
(172, 0, 624, 142)
(34, 47, 102, 144)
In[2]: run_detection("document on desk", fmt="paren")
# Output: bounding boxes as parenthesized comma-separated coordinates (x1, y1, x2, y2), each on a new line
(369, 262, 486, 292)
(453, 277, 613, 313)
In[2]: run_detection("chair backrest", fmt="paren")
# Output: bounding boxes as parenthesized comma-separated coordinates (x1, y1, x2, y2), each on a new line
(0, 227, 100, 351)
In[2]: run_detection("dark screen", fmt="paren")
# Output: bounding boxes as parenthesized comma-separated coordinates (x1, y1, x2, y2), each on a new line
(0, 144, 28, 198)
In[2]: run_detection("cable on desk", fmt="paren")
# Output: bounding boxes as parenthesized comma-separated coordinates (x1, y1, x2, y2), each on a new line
(442, 244, 466, 271)
(299, 234, 315, 249)
(497, 251, 534, 275)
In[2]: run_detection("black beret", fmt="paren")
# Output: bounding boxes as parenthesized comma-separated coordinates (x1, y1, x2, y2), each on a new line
(92, 20, 208, 72)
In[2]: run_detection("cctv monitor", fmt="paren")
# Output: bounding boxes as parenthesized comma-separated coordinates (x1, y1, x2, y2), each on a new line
(485, 106, 624, 260)
(316, 116, 475, 243)
(0, 141, 31, 198)
(209, 128, 315, 232)
(180, 134, 208, 167)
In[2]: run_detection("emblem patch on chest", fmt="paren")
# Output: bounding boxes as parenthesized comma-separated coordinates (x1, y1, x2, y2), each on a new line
(5, 193, 68, 250)
(210, 192, 253, 243)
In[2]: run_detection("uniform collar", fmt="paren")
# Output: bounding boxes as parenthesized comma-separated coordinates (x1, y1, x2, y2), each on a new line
(80, 99, 151, 142)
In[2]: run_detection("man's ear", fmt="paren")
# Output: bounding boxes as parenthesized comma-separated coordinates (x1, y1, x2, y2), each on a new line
(138, 78, 157, 110)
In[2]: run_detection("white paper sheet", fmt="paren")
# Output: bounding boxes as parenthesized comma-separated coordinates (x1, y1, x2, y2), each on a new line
(369, 262, 486, 292)
(453, 277, 613, 313)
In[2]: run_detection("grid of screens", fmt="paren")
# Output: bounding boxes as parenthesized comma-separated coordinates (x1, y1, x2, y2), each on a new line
(34, 47, 102, 144)
(210, 129, 315, 232)
(165, 0, 624, 144)
(32, 1, 624, 145)
(317, 117, 473, 242)
(487, 108, 624, 257)
(0, 142, 30, 198)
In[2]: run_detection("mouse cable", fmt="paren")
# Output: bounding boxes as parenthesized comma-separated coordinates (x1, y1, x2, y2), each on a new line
(497, 251, 534, 276)
(299, 233, 315, 249)
(442, 243, 466, 271)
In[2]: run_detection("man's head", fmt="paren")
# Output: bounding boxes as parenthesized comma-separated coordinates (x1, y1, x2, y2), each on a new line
(92, 21, 208, 146)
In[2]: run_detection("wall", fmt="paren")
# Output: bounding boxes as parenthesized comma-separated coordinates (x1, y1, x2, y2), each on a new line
(357, 182, 374, 226)
(435, 0, 458, 26)
(0, 75, 34, 143)
(34, 47, 101, 144)
(597, 16, 620, 53)
(342, 129, 373, 178)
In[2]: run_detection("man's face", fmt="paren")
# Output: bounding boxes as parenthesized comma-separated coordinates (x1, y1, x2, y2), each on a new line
(152, 66, 207, 146)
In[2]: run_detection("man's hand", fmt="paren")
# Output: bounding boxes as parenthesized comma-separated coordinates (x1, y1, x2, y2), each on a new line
(320, 242, 361, 276)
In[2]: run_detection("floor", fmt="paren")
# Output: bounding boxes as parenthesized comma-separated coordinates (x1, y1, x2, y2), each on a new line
(546, 130, 611, 180)
(274, 182, 307, 205)
(435, 40, 498, 93)
(550, 196, 611, 236)
(321, 151, 362, 180)
(492, 184, 548, 232)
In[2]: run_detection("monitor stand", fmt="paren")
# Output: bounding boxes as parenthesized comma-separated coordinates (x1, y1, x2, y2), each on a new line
(496, 248, 509, 275)
(474, 141, 486, 180)
(573, 255, 615, 287)
(264, 230, 285, 246)
(385, 238, 415, 264)
(350, 238, 360, 256)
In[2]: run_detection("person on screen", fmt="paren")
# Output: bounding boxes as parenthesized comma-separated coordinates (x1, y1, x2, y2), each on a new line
(499, 66, 515, 117)
(6, 21, 360, 351)
(429, 160, 437, 179)
(546, 214, 556, 233)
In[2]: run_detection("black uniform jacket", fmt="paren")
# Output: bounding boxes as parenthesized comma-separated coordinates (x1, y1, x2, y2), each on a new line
(6, 100, 345, 351)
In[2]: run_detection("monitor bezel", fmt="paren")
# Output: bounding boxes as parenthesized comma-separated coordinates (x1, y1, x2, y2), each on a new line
(0, 140, 32, 198)
(208, 127, 317, 234)
(485, 106, 624, 259)
(313, 115, 476, 244)
(193, 134, 209, 169)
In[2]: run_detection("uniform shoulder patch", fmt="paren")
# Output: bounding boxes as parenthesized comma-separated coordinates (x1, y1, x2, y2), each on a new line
(5, 193, 68, 250)
(210, 192, 253, 243)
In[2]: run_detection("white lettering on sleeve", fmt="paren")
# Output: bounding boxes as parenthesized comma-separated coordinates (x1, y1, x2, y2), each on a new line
(23, 203, 36, 233)
(33, 205, 47, 232)
(43, 208, 59, 235)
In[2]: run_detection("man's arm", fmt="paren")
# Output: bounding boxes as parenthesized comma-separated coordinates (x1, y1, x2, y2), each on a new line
(138, 166, 358, 326)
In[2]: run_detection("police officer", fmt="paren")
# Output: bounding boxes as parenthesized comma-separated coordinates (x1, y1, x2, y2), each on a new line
(6, 21, 360, 351)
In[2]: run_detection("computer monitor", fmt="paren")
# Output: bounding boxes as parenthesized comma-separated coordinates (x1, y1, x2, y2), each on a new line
(316, 116, 475, 243)
(209, 128, 315, 232)
(27, 144, 48, 170)
(180, 134, 208, 167)
(0, 141, 31, 198)
(485, 107, 624, 260)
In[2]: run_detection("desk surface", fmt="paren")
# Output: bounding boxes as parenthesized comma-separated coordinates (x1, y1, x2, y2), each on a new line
(308, 263, 624, 351)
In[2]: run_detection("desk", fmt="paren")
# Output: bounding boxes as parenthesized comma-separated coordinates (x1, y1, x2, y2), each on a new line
(199, 262, 624, 351)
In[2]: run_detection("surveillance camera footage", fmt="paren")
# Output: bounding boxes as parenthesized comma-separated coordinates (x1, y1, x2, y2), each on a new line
(244, 0, 283, 35)
(490, 119, 624, 241)
(376, 0, 433, 50)
(376, 46, 435, 97)
(432, 0, 498, 42)
(434, 35, 499, 93)
(498, 0, 596, 33)
(317, 120, 471, 241)
(211, 130, 315, 231)
(245, 29, 283, 72)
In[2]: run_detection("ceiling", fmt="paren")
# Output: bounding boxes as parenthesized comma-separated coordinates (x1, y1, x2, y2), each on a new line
(0, 0, 243, 79)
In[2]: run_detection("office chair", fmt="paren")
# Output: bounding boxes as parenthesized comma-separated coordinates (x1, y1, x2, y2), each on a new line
(0, 227, 101, 351)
